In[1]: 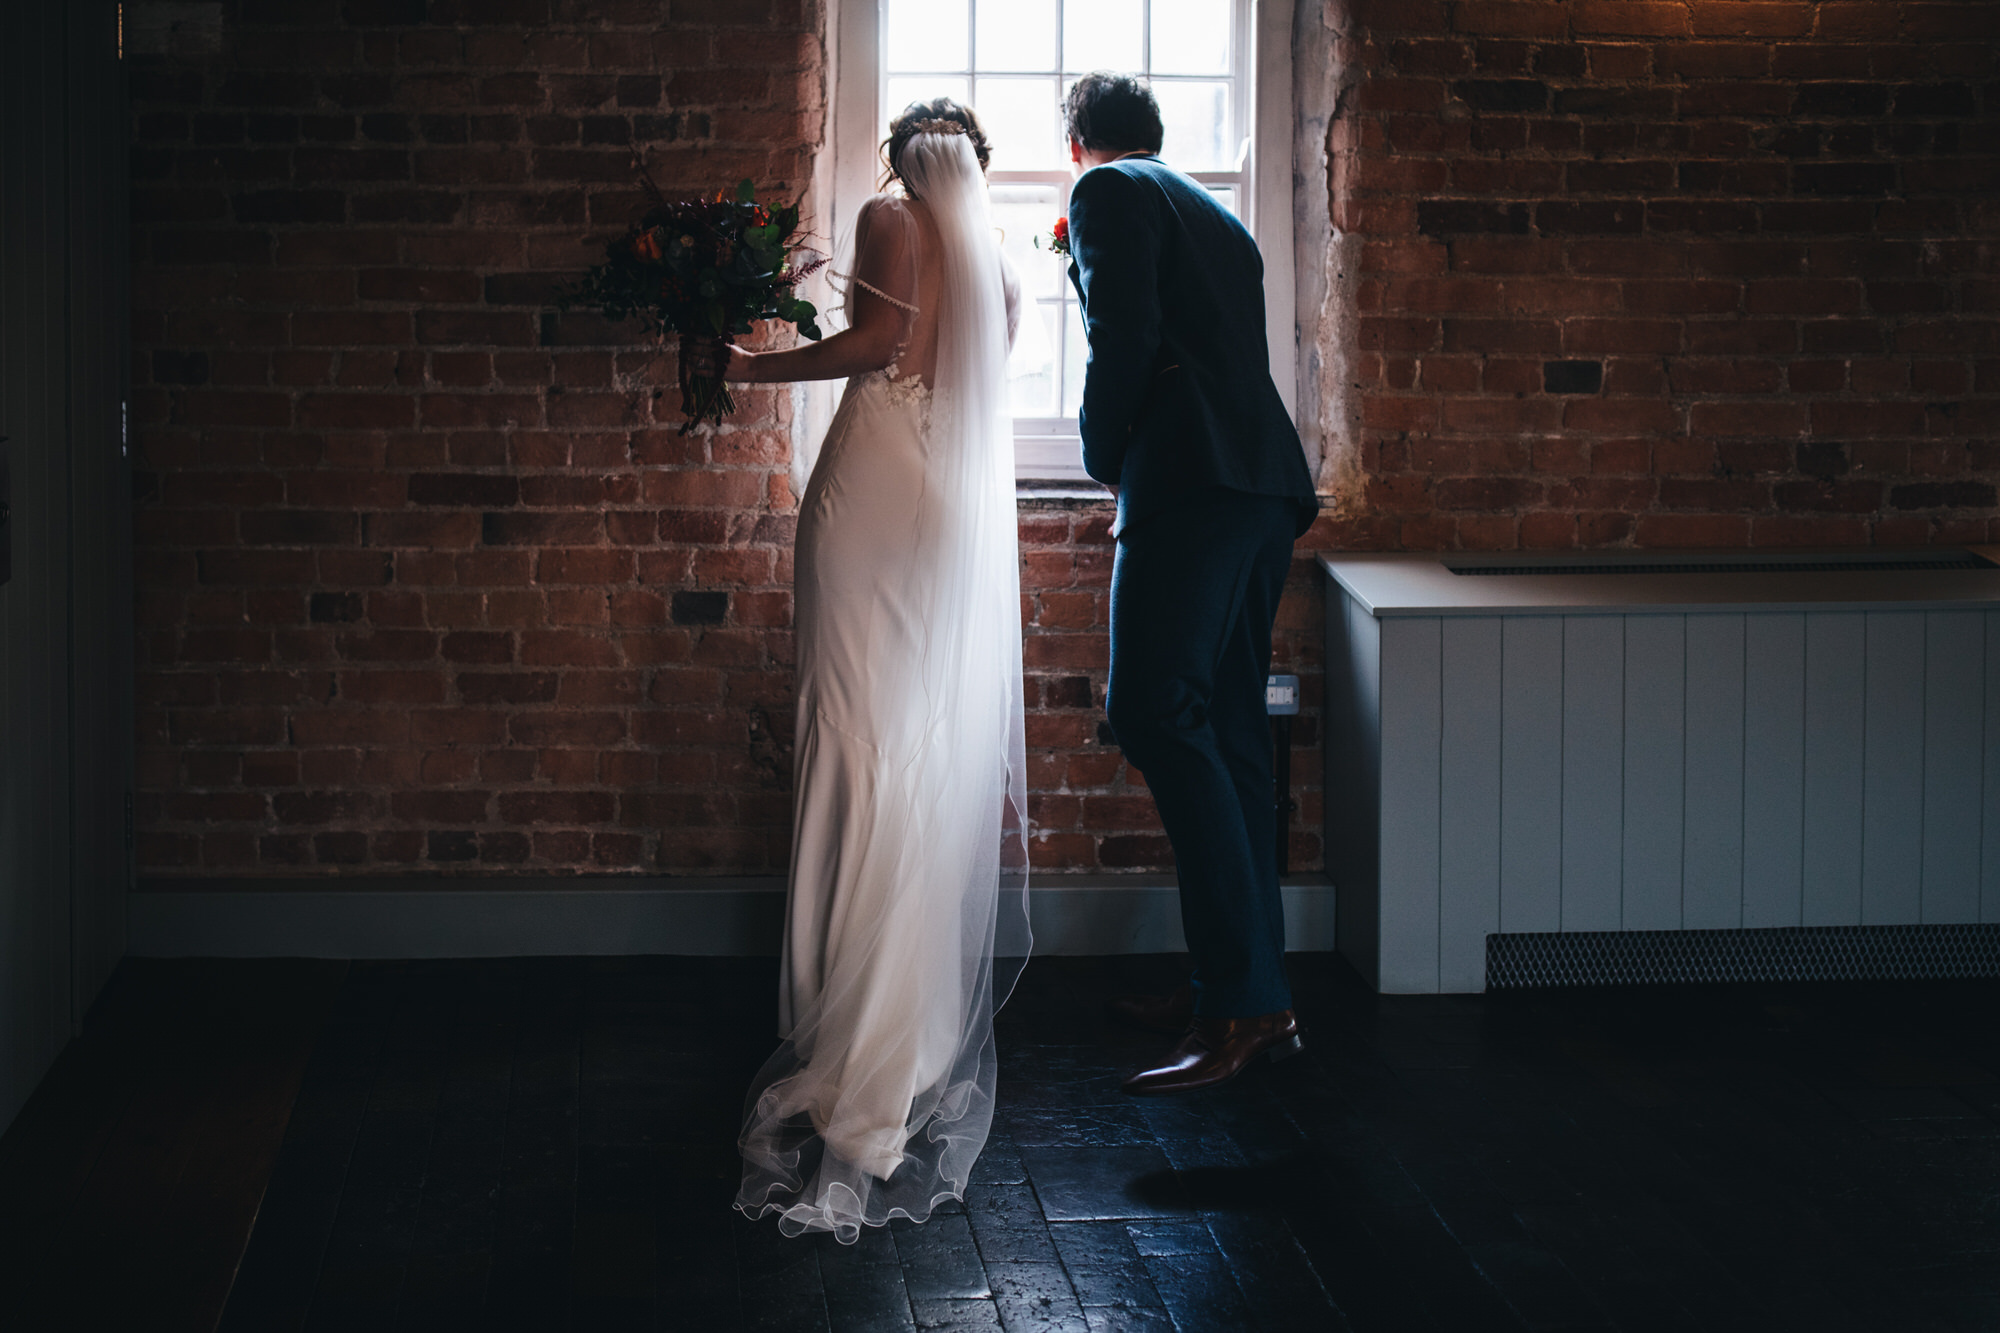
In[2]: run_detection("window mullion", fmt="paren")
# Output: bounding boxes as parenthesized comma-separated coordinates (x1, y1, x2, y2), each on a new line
(1055, 0, 1065, 91)
(1053, 0, 1070, 439)
(1239, 0, 1254, 234)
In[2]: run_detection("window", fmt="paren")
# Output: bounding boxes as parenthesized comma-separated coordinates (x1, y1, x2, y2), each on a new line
(828, 0, 1294, 481)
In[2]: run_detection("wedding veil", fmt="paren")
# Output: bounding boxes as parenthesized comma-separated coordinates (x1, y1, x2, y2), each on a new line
(735, 128, 1032, 1242)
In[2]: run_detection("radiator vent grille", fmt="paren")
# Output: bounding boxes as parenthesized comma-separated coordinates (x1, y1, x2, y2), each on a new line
(1486, 924, 2000, 989)
(1452, 557, 1989, 576)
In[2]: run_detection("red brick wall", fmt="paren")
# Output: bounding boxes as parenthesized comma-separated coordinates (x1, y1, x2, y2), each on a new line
(130, 0, 820, 876)
(1317, 0, 2000, 551)
(129, 0, 1995, 881)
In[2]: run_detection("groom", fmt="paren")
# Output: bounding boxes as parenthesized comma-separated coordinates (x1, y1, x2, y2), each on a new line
(1063, 73, 1319, 1095)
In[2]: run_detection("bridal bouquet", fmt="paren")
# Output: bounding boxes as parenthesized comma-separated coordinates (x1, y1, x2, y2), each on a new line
(567, 176, 827, 435)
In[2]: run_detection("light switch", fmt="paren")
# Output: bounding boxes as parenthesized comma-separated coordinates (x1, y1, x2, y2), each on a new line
(1265, 674, 1298, 716)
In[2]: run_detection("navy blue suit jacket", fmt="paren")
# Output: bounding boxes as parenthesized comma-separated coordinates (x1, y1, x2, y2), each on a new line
(1065, 156, 1316, 537)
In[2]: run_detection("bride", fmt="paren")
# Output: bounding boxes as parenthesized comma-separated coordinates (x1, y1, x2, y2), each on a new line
(693, 100, 1031, 1242)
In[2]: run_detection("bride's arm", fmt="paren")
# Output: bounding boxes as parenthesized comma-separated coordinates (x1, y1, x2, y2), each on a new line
(692, 199, 916, 385)
(720, 291, 903, 383)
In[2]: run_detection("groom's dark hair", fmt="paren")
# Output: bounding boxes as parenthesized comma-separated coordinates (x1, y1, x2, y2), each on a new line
(1063, 73, 1164, 156)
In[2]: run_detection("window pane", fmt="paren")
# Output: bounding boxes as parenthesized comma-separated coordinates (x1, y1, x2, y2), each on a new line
(1154, 79, 1231, 170)
(989, 183, 1067, 299)
(1150, 0, 1230, 75)
(1206, 185, 1238, 215)
(974, 77, 1062, 171)
(885, 75, 972, 125)
(887, 0, 968, 71)
(1062, 0, 1142, 74)
(977, 0, 1057, 71)
(1008, 301, 1060, 415)
(1062, 298, 1088, 416)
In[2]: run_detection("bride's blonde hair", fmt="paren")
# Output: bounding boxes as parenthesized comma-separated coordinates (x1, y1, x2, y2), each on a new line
(879, 98, 992, 195)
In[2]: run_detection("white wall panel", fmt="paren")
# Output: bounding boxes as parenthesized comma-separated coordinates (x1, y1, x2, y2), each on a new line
(1561, 617, 1624, 932)
(1439, 618, 1501, 992)
(1743, 614, 1806, 928)
(1328, 589, 1383, 988)
(64, 0, 132, 1014)
(1, 0, 75, 1139)
(1499, 617, 1564, 934)
(1622, 616, 1686, 931)
(1684, 614, 1746, 929)
(1803, 613, 1866, 925)
(1323, 558, 2000, 994)
(1377, 617, 1442, 992)
(1861, 612, 1926, 925)
(1986, 612, 2000, 923)
(1921, 612, 1984, 923)
(0, 0, 129, 1138)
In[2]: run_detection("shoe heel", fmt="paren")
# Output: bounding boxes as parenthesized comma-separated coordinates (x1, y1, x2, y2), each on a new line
(1266, 1033, 1305, 1064)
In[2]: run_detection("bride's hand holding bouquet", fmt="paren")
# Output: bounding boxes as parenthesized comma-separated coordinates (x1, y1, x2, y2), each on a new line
(684, 236, 914, 390)
(679, 295, 905, 387)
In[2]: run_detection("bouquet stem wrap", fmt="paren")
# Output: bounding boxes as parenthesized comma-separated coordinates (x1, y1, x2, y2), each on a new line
(677, 333, 738, 436)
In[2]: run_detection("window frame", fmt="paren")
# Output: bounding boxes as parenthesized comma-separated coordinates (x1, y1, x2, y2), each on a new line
(826, 0, 1296, 483)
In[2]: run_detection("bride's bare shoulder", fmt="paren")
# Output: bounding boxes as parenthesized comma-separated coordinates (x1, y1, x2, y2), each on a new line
(854, 193, 918, 244)
(859, 192, 931, 226)
(857, 195, 939, 265)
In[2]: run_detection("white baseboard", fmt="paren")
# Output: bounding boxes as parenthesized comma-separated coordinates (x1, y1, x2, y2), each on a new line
(128, 875, 1337, 959)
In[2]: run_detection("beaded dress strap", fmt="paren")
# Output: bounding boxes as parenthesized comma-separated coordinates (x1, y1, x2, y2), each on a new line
(849, 276, 920, 315)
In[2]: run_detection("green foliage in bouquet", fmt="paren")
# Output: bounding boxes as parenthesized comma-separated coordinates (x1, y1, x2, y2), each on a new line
(566, 176, 827, 435)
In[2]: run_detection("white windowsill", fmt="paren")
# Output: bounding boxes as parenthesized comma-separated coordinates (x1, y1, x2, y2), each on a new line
(1016, 480, 1112, 504)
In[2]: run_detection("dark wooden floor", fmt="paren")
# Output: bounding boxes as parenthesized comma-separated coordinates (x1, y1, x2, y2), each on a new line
(12, 955, 2000, 1330)
(0, 958, 347, 1332)
(204, 954, 2000, 1332)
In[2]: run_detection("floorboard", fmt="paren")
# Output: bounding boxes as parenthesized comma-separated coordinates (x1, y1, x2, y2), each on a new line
(0, 958, 346, 1332)
(16, 953, 2000, 1329)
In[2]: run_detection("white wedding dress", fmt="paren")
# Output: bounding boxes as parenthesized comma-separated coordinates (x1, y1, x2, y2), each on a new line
(734, 132, 1033, 1243)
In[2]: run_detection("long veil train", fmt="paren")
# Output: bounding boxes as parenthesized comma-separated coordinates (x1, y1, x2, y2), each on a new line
(733, 129, 1032, 1243)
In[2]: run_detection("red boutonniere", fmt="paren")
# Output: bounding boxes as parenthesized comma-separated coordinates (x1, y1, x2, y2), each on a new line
(1034, 215, 1071, 257)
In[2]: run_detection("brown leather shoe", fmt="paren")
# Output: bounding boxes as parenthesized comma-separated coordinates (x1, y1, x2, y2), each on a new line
(1107, 982, 1195, 1035)
(1121, 1010, 1305, 1096)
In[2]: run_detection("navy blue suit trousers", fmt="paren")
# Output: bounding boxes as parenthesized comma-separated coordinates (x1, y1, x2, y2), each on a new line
(1106, 490, 1296, 1019)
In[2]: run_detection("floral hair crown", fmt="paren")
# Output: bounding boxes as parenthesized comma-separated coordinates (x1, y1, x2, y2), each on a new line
(911, 117, 969, 137)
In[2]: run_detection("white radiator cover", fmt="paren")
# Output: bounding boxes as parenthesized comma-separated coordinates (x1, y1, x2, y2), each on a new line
(1323, 552, 2000, 994)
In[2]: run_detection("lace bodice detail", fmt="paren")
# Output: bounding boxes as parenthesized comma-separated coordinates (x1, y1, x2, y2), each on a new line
(876, 363, 931, 409)
(851, 365, 934, 444)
